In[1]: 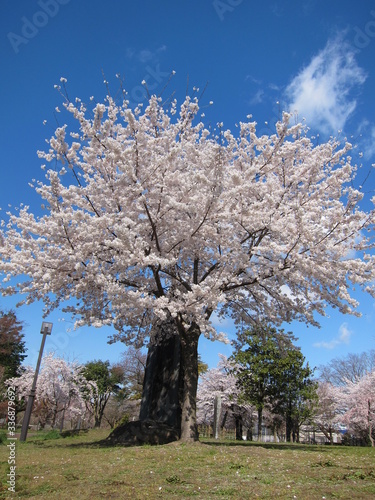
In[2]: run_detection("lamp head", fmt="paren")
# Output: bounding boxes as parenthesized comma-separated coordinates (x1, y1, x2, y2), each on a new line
(40, 322, 53, 335)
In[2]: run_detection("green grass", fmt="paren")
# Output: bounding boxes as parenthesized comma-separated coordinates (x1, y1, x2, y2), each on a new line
(1, 429, 375, 499)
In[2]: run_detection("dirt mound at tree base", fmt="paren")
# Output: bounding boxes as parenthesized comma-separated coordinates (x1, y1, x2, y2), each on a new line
(105, 420, 180, 446)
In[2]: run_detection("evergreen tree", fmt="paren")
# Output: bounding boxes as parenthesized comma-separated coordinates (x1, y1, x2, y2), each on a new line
(0, 310, 26, 381)
(0, 310, 27, 418)
(232, 323, 316, 441)
(270, 347, 317, 442)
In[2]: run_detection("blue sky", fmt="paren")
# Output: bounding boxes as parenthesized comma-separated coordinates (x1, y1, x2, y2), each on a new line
(1, 0, 375, 373)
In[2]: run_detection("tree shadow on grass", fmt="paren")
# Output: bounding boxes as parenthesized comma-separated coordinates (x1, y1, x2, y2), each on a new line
(200, 439, 339, 453)
(28, 437, 112, 449)
(64, 438, 335, 453)
(26, 430, 338, 453)
(26, 429, 107, 448)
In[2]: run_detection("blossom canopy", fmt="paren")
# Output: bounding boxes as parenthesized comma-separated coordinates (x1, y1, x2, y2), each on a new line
(1, 86, 375, 345)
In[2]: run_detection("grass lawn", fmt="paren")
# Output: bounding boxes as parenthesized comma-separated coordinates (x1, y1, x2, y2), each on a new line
(1, 429, 375, 499)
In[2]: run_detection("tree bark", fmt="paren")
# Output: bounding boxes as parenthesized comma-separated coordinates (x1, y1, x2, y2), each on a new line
(107, 319, 200, 445)
(139, 329, 183, 430)
(319, 425, 333, 444)
(247, 427, 253, 441)
(59, 408, 65, 432)
(286, 414, 292, 442)
(213, 395, 222, 439)
(91, 393, 109, 428)
(179, 324, 200, 442)
(235, 415, 243, 440)
(368, 400, 374, 447)
(257, 408, 262, 441)
(221, 410, 228, 431)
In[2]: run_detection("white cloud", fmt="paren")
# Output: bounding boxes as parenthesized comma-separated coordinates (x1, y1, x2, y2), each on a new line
(248, 89, 265, 106)
(313, 322, 353, 349)
(338, 323, 352, 344)
(357, 120, 375, 160)
(156, 45, 167, 54)
(268, 83, 281, 92)
(366, 126, 375, 158)
(245, 75, 262, 85)
(285, 36, 367, 135)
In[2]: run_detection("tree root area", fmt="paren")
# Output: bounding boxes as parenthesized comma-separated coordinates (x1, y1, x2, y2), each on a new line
(105, 420, 180, 446)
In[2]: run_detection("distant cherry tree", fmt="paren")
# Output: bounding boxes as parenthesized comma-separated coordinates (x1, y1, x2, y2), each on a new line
(1, 81, 375, 441)
(339, 371, 375, 446)
(313, 382, 342, 444)
(119, 347, 147, 400)
(197, 355, 238, 425)
(7, 353, 88, 429)
(196, 355, 254, 439)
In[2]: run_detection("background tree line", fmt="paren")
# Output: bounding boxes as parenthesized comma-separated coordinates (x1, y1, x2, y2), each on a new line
(197, 324, 375, 446)
(1, 310, 374, 447)
(0, 310, 147, 430)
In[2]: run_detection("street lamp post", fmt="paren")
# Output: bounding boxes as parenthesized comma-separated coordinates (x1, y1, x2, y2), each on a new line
(19, 321, 53, 442)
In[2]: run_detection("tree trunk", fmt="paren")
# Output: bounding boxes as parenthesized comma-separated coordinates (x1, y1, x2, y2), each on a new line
(319, 425, 332, 444)
(286, 415, 292, 442)
(139, 328, 183, 430)
(59, 408, 65, 432)
(247, 427, 253, 441)
(179, 324, 200, 442)
(368, 400, 374, 447)
(94, 399, 103, 428)
(107, 319, 200, 445)
(257, 408, 262, 441)
(235, 415, 243, 440)
(75, 416, 81, 431)
(285, 400, 293, 442)
(213, 395, 222, 439)
(52, 404, 59, 429)
(221, 410, 228, 430)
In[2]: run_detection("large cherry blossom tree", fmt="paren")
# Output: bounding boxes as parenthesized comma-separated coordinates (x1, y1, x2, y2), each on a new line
(1, 81, 375, 441)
